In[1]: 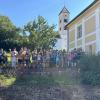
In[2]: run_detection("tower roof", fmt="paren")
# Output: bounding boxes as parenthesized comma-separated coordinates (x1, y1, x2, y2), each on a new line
(59, 6, 70, 15)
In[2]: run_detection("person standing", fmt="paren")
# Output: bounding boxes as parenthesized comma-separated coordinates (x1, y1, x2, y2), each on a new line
(7, 49, 12, 65)
(46, 50, 50, 67)
(25, 48, 30, 67)
(32, 51, 37, 68)
(11, 48, 18, 68)
(36, 52, 43, 72)
(56, 51, 60, 68)
(0, 48, 3, 65)
(18, 48, 23, 67)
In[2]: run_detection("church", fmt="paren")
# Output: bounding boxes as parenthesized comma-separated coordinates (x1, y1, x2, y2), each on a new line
(59, 0, 100, 54)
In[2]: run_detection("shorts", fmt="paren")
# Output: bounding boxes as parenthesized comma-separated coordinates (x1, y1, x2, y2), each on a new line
(18, 59, 23, 64)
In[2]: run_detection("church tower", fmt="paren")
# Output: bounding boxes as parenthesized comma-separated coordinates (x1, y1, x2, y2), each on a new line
(58, 6, 70, 51)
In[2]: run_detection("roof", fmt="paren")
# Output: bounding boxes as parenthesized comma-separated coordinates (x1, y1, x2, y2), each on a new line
(65, 0, 99, 27)
(59, 6, 70, 15)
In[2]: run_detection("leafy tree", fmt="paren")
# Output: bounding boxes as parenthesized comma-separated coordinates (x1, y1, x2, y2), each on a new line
(0, 15, 60, 50)
(24, 16, 60, 50)
(0, 15, 22, 50)
(0, 15, 16, 40)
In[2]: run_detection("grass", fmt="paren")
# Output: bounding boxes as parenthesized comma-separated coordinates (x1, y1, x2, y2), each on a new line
(0, 74, 16, 87)
(0, 73, 77, 87)
(15, 74, 58, 86)
(0, 67, 80, 88)
(14, 74, 80, 87)
(54, 75, 76, 85)
(53, 73, 80, 85)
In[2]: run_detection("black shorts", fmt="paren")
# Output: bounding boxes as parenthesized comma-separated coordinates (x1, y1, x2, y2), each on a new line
(0, 59, 2, 63)
(25, 59, 30, 64)
(0, 57, 3, 63)
(18, 59, 23, 64)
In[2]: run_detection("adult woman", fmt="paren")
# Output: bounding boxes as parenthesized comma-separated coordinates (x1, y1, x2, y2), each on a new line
(11, 48, 18, 68)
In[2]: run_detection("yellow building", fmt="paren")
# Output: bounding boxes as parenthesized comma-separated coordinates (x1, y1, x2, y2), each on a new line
(65, 0, 100, 54)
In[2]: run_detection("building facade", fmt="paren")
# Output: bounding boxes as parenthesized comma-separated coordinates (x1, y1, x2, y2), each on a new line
(57, 7, 69, 51)
(65, 0, 100, 54)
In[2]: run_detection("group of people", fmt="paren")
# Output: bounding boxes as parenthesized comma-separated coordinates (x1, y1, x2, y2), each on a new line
(67, 48, 84, 67)
(0, 47, 63, 67)
(0, 47, 84, 68)
(0, 47, 31, 67)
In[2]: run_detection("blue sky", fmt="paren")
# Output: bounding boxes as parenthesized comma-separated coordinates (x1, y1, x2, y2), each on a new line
(0, 0, 94, 29)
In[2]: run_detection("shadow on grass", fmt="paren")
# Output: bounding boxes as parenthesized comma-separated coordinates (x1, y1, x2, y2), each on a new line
(0, 67, 72, 100)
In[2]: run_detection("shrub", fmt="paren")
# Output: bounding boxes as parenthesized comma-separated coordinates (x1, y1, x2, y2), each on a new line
(79, 54, 100, 86)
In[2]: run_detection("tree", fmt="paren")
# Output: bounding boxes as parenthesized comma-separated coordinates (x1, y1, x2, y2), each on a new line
(24, 16, 60, 50)
(0, 15, 60, 50)
(0, 15, 16, 40)
(0, 15, 22, 50)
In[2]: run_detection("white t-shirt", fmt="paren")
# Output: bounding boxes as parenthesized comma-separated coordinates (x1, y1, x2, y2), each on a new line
(37, 54, 41, 61)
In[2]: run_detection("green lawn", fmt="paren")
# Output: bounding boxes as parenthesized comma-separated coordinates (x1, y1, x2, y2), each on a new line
(0, 70, 80, 87)
(0, 74, 16, 87)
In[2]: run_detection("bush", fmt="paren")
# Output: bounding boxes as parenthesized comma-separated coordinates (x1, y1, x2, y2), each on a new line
(79, 54, 100, 86)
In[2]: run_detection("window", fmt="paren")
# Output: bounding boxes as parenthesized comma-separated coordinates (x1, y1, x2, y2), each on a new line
(59, 27, 61, 31)
(60, 20, 61, 23)
(64, 19, 68, 23)
(77, 25, 82, 39)
(89, 45, 92, 54)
